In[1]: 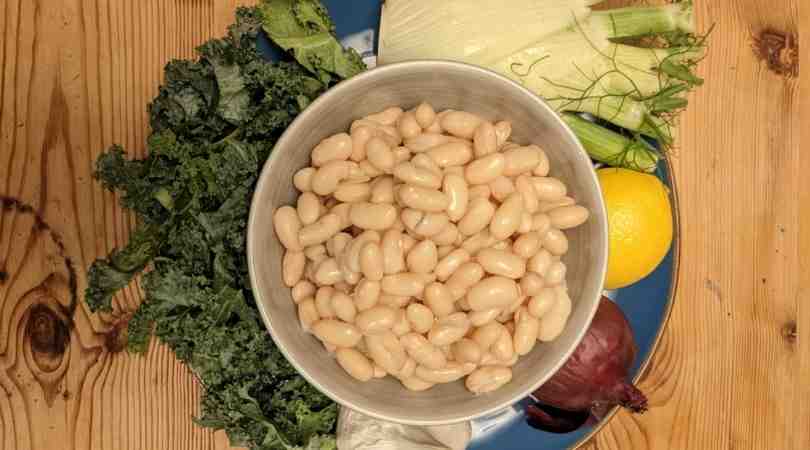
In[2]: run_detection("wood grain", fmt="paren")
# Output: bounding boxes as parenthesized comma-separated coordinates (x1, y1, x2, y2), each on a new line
(0, 1, 807, 450)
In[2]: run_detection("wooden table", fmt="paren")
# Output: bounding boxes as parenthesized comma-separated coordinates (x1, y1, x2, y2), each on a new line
(0, 0, 807, 449)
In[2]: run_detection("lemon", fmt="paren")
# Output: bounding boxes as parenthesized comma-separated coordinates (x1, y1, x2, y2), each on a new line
(597, 168, 673, 290)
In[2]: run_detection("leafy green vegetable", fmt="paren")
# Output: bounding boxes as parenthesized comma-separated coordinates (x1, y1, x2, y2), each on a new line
(84, 2, 364, 449)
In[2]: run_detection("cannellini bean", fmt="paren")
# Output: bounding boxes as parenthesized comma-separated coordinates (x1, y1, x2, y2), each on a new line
(304, 244, 327, 262)
(274, 206, 303, 251)
(415, 102, 437, 128)
(382, 273, 427, 297)
(312, 160, 353, 195)
(336, 348, 374, 381)
(406, 303, 435, 334)
(344, 270, 361, 286)
(360, 242, 384, 281)
(401, 209, 450, 237)
(299, 214, 342, 247)
(401, 332, 446, 369)
(489, 176, 515, 202)
(428, 312, 471, 346)
(542, 228, 569, 256)
(520, 273, 545, 297)
(426, 142, 474, 167)
(491, 240, 510, 251)
(433, 223, 459, 246)
(461, 230, 496, 255)
(532, 146, 550, 176)
(435, 248, 471, 282)
(503, 146, 541, 176)
(528, 287, 556, 319)
(466, 366, 512, 394)
(312, 319, 362, 348)
(283, 251, 306, 287)
(311, 133, 352, 167)
(330, 203, 353, 230)
(392, 309, 412, 336)
(490, 192, 524, 240)
(467, 276, 520, 311)
(401, 376, 434, 391)
(458, 197, 496, 236)
(538, 286, 572, 341)
(513, 232, 541, 259)
(292, 280, 316, 304)
(401, 234, 417, 253)
(424, 282, 456, 317)
(381, 229, 406, 274)
(398, 112, 421, 139)
(465, 153, 505, 185)
(334, 281, 351, 294)
(355, 306, 397, 334)
(518, 212, 533, 234)
(406, 239, 438, 274)
(445, 262, 485, 300)
(394, 357, 417, 379)
(296, 192, 321, 226)
(493, 121, 512, 148)
(298, 298, 319, 331)
(538, 196, 576, 213)
(334, 182, 371, 203)
(548, 205, 589, 229)
(332, 292, 357, 323)
(355, 279, 381, 311)
(469, 308, 501, 327)
(294, 167, 316, 192)
(468, 184, 492, 200)
(515, 175, 539, 214)
(404, 133, 455, 153)
(398, 185, 449, 212)
(315, 286, 336, 318)
(532, 213, 551, 234)
(350, 126, 373, 161)
(437, 245, 455, 259)
(366, 137, 396, 173)
(379, 294, 411, 309)
(441, 111, 484, 139)
(359, 160, 383, 178)
(473, 121, 497, 157)
(393, 162, 442, 189)
(314, 257, 343, 285)
(393, 146, 412, 164)
(344, 231, 381, 273)
(373, 364, 388, 378)
(491, 328, 515, 361)
(544, 261, 567, 286)
(326, 232, 352, 257)
(370, 176, 395, 203)
(532, 177, 568, 202)
(443, 174, 469, 222)
(410, 153, 443, 177)
(514, 307, 539, 355)
(476, 248, 526, 279)
(528, 249, 554, 275)
(417, 362, 477, 384)
(471, 323, 506, 352)
(452, 339, 482, 364)
(365, 332, 407, 373)
(365, 107, 404, 126)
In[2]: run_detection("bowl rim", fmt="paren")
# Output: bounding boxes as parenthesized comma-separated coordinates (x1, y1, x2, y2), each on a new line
(247, 59, 608, 425)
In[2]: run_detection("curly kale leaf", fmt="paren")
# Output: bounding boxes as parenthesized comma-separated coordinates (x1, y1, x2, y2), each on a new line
(258, 0, 366, 84)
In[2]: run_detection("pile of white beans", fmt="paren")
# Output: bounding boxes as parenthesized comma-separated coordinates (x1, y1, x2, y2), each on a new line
(272, 103, 589, 394)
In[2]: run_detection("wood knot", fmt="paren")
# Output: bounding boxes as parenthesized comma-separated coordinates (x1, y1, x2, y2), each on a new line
(781, 321, 797, 344)
(27, 303, 70, 357)
(753, 29, 798, 78)
(104, 318, 130, 353)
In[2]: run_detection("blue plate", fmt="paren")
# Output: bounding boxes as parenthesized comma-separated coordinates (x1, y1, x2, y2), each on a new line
(261, 2, 680, 448)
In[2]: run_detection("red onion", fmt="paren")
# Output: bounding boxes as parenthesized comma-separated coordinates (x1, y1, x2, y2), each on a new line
(527, 296, 648, 432)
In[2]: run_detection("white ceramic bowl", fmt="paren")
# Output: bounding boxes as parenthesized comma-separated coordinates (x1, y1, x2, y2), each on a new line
(247, 61, 608, 425)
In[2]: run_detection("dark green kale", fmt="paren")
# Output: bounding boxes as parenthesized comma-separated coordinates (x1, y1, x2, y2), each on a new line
(84, 1, 365, 449)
